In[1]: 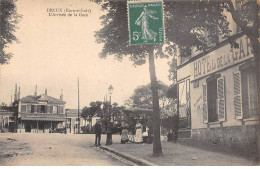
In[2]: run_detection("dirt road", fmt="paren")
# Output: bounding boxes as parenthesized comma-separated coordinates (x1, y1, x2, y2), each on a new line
(0, 133, 126, 166)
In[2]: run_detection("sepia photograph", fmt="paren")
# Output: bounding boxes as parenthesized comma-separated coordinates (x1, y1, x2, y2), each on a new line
(0, 0, 259, 166)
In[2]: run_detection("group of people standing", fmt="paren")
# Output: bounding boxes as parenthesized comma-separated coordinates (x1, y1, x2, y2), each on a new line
(94, 118, 153, 146)
(121, 119, 153, 144)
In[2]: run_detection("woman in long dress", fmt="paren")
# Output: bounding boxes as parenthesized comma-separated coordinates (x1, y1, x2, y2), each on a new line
(135, 120, 143, 143)
(120, 121, 129, 144)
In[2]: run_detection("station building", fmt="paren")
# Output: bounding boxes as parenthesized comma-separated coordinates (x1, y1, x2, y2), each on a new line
(17, 87, 66, 133)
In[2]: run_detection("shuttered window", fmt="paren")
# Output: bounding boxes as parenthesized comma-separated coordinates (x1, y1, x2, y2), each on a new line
(26, 105, 31, 113)
(202, 83, 208, 123)
(233, 72, 243, 119)
(57, 106, 60, 114)
(60, 106, 64, 114)
(217, 77, 226, 121)
(50, 106, 53, 113)
(37, 105, 41, 113)
(47, 106, 50, 113)
(21, 105, 26, 112)
(31, 105, 35, 113)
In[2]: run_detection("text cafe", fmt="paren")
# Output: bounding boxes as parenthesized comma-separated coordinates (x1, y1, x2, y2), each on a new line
(183, 33, 258, 155)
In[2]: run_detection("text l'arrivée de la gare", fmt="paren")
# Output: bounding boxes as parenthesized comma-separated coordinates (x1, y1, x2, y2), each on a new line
(47, 8, 91, 17)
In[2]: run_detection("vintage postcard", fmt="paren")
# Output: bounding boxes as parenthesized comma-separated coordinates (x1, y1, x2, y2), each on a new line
(0, 0, 259, 166)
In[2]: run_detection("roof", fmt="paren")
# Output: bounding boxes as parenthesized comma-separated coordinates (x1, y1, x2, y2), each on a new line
(0, 110, 14, 116)
(20, 94, 66, 104)
(65, 109, 81, 114)
(123, 107, 153, 115)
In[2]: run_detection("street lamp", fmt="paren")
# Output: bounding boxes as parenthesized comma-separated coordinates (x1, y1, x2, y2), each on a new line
(106, 85, 113, 145)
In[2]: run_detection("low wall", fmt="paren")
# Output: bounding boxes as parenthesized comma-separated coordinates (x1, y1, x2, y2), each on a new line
(189, 125, 259, 157)
(176, 125, 259, 158)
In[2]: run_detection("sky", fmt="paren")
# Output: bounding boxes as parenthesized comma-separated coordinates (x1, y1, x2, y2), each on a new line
(0, 0, 172, 109)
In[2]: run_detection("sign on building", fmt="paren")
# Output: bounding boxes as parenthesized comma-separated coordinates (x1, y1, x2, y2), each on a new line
(128, 1, 164, 45)
(191, 35, 254, 81)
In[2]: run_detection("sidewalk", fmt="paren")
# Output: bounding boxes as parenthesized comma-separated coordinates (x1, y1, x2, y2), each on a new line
(102, 138, 257, 166)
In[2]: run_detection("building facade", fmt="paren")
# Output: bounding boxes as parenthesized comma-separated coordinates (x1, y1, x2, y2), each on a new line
(18, 89, 66, 133)
(176, 18, 259, 156)
(0, 109, 15, 133)
(65, 109, 83, 134)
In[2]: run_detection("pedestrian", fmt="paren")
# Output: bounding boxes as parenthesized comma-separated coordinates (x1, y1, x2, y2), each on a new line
(135, 120, 143, 143)
(120, 121, 129, 144)
(94, 120, 102, 146)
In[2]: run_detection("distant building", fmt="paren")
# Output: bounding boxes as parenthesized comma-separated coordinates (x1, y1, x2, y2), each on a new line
(0, 109, 15, 133)
(65, 109, 83, 134)
(17, 86, 66, 133)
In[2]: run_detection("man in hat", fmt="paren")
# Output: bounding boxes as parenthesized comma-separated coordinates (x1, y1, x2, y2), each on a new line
(94, 120, 102, 146)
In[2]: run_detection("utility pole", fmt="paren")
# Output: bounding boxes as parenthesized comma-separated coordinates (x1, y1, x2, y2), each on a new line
(78, 77, 80, 134)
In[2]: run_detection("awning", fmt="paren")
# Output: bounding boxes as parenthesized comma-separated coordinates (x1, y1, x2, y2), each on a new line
(21, 116, 65, 121)
(123, 107, 153, 115)
(20, 113, 66, 122)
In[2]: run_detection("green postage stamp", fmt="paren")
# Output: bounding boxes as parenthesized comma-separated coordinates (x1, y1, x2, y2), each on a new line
(128, 1, 164, 45)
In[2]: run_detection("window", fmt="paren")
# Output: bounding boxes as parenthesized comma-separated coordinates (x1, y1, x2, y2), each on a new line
(50, 106, 53, 113)
(31, 105, 35, 113)
(40, 105, 46, 113)
(57, 106, 61, 114)
(37, 105, 41, 113)
(203, 74, 226, 123)
(179, 46, 191, 64)
(234, 62, 258, 119)
(21, 105, 26, 112)
(60, 106, 64, 114)
(26, 105, 31, 113)
(53, 106, 57, 114)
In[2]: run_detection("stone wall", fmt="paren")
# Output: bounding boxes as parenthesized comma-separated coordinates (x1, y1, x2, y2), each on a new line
(189, 125, 259, 157)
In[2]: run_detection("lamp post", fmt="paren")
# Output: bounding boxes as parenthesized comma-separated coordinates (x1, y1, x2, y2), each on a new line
(106, 85, 113, 145)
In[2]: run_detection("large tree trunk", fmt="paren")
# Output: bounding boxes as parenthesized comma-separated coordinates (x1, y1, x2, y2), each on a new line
(148, 47, 163, 156)
(247, 35, 260, 165)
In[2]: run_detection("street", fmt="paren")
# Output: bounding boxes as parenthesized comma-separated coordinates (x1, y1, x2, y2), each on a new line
(0, 133, 127, 166)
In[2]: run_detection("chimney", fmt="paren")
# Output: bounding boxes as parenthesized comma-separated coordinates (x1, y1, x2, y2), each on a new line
(45, 88, 47, 95)
(14, 84, 17, 101)
(34, 85, 37, 97)
(18, 86, 20, 100)
(60, 89, 63, 101)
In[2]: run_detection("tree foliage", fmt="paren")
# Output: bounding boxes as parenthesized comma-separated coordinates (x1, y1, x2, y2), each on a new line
(166, 0, 259, 82)
(0, 0, 21, 64)
(95, 0, 168, 65)
(124, 81, 169, 109)
(125, 81, 177, 118)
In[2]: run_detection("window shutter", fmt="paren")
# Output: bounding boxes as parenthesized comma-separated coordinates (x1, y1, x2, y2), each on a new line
(37, 105, 41, 113)
(202, 83, 208, 123)
(217, 77, 226, 122)
(47, 106, 50, 113)
(21, 105, 26, 112)
(233, 72, 243, 119)
(26, 105, 31, 113)
(57, 106, 60, 114)
(50, 106, 53, 113)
